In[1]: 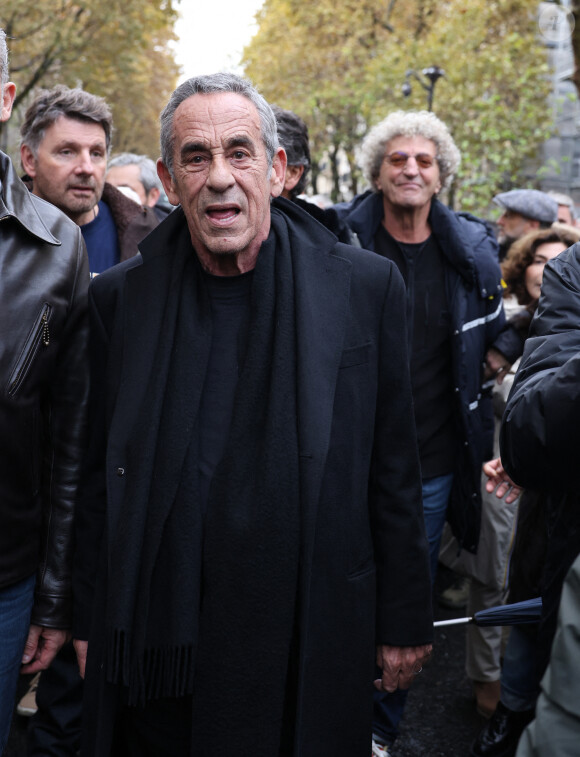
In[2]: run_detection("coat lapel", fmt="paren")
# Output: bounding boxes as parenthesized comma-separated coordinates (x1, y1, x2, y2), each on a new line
(288, 205, 352, 603)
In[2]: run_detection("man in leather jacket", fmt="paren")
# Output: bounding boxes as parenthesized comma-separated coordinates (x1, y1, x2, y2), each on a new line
(0, 29, 89, 754)
(16, 86, 159, 756)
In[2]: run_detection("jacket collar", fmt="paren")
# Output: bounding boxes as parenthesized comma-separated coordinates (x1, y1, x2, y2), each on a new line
(136, 197, 352, 463)
(0, 151, 60, 245)
(345, 191, 500, 298)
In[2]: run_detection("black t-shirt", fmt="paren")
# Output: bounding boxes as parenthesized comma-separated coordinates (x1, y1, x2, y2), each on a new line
(374, 225, 455, 477)
(198, 270, 253, 510)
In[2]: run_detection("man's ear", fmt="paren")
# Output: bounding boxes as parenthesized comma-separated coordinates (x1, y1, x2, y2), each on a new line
(283, 164, 305, 197)
(270, 147, 287, 199)
(145, 186, 161, 208)
(1, 81, 15, 122)
(20, 143, 37, 178)
(157, 159, 180, 206)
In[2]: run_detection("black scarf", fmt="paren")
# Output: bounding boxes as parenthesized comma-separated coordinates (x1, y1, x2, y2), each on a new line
(104, 208, 301, 754)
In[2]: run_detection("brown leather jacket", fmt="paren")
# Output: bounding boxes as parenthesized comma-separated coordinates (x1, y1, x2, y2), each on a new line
(101, 182, 159, 262)
(0, 151, 89, 628)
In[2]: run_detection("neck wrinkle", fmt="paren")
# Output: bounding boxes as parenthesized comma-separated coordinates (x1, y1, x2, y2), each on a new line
(382, 198, 432, 244)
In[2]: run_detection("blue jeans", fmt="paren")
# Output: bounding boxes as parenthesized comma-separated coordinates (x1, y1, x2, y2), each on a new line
(373, 473, 453, 745)
(0, 574, 35, 754)
(500, 625, 540, 712)
(422, 473, 454, 583)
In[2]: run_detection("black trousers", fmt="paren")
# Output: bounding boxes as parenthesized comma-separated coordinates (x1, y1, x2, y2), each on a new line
(111, 695, 192, 757)
(27, 641, 82, 757)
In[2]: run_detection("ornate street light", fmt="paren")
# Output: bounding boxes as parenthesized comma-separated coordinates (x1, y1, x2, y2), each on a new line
(402, 66, 445, 111)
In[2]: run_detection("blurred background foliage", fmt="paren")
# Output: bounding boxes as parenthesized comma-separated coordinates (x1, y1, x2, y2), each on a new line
(0, 0, 180, 158)
(243, 0, 555, 211)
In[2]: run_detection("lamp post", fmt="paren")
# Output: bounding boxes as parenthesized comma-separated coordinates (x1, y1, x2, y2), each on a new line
(402, 66, 445, 111)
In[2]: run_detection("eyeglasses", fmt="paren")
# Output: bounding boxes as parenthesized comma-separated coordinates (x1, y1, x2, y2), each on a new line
(384, 151, 437, 169)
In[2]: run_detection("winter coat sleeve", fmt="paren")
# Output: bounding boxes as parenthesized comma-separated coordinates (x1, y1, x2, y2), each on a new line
(72, 277, 117, 640)
(501, 244, 580, 491)
(32, 231, 90, 628)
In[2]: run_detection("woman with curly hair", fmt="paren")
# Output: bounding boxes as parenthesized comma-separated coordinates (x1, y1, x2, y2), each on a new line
(504, 223, 580, 314)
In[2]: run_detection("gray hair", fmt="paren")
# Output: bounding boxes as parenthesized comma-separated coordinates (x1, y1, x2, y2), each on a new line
(360, 110, 461, 191)
(20, 85, 113, 156)
(0, 29, 9, 89)
(160, 72, 279, 177)
(548, 191, 576, 221)
(108, 152, 162, 193)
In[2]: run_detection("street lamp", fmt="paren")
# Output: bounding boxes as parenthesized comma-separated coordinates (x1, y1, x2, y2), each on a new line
(402, 66, 445, 111)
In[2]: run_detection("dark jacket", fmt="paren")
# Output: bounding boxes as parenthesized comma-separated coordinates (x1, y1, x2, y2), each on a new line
(336, 191, 505, 551)
(501, 244, 580, 491)
(0, 151, 89, 628)
(501, 246, 580, 679)
(74, 200, 432, 756)
(492, 307, 533, 366)
(293, 196, 357, 244)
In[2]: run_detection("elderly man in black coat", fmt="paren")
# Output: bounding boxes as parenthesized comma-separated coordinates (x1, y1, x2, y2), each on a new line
(72, 73, 433, 757)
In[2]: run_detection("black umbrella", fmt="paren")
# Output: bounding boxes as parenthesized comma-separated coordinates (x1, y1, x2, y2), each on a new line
(434, 597, 542, 628)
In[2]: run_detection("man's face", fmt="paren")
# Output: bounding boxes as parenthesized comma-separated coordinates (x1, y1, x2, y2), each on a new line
(557, 204, 574, 225)
(106, 163, 150, 206)
(496, 209, 538, 246)
(376, 135, 442, 213)
(20, 115, 107, 226)
(157, 92, 285, 274)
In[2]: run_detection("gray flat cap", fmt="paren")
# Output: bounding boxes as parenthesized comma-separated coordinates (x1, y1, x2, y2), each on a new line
(493, 189, 558, 224)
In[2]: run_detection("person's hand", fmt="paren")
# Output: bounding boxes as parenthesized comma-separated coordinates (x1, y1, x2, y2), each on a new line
(482, 457, 523, 503)
(20, 625, 70, 674)
(484, 348, 511, 385)
(73, 639, 88, 679)
(374, 643, 433, 693)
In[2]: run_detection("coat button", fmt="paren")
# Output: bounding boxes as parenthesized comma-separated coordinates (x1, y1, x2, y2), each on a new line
(116, 467, 125, 477)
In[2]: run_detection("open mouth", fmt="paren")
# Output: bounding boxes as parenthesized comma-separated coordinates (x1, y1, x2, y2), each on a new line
(205, 205, 241, 225)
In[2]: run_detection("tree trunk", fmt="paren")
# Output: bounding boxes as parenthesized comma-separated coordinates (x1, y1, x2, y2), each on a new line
(310, 160, 320, 196)
(330, 142, 341, 203)
(570, 3, 580, 96)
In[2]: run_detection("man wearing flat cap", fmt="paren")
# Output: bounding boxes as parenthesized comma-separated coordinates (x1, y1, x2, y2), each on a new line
(483, 189, 559, 379)
(493, 189, 558, 260)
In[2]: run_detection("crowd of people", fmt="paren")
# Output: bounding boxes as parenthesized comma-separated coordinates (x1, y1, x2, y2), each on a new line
(1, 24, 580, 757)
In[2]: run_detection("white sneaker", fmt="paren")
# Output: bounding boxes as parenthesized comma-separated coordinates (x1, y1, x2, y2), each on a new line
(372, 737, 391, 756)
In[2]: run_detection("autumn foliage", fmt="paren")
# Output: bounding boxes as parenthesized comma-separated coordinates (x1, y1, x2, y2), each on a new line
(0, 0, 180, 160)
(244, 0, 553, 212)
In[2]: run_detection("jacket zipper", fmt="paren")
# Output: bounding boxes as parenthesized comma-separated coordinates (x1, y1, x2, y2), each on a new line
(8, 303, 52, 396)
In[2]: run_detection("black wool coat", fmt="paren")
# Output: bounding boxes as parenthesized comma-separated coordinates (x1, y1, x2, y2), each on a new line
(73, 199, 432, 756)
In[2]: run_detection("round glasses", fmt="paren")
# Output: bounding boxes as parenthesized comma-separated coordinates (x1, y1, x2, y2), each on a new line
(384, 151, 437, 169)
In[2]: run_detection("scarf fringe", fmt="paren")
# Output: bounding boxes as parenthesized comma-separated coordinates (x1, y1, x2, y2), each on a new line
(106, 628, 195, 706)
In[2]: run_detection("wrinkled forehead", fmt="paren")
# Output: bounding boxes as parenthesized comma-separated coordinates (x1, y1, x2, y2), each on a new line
(384, 134, 438, 156)
(173, 92, 263, 150)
